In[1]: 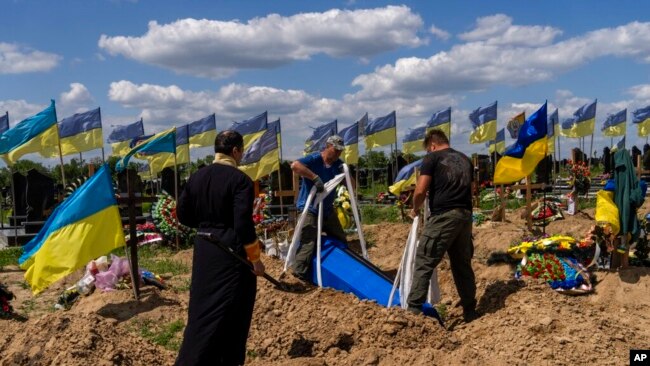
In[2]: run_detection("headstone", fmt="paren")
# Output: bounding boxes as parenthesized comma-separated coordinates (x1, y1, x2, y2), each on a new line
(10, 172, 27, 226)
(25, 169, 56, 221)
(161, 167, 182, 197)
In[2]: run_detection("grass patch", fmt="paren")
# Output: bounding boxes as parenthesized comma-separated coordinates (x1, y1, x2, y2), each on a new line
(360, 204, 402, 225)
(135, 319, 185, 351)
(435, 303, 447, 321)
(109, 244, 190, 276)
(0, 247, 22, 268)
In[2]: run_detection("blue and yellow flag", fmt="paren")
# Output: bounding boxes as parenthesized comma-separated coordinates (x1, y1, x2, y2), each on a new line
(402, 126, 425, 154)
(561, 100, 597, 138)
(148, 124, 190, 174)
(547, 108, 559, 154)
(339, 122, 359, 164)
(305, 120, 337, 154)
(506, 112, 525, 139)
(188, 114, 217, 148)
(0, 100, 60, 165)
(426, 107, 451, 139)
(494, 102, 548, 184)
(469, 102, 497, 144)
(58, 107, 103, 156)
(632, 106, 650, 137)
(19, 164, 125, 294)
(269, 118, 281, 148)
(488, 128, 506, 155)
(0, 112, 8, 134)
(230, 111, 268, 150)
(611, 136, 626, 152)
(116, 127, 176, 172)
(357, 113, 368, 136)
(239, 124, 279, 181)
(365, 111, 396, 149)
(389, 159, 423, 196)
(108, 119, 145, 156)
(601, 108, 626, 137)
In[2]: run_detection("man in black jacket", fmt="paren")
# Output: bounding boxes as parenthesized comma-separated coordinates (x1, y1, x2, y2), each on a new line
(175, 130, 265, 366)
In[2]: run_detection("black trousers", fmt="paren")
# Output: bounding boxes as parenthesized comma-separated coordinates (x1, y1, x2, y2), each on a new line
(292, 211, 348, 279)
(176, 237, 257, 366)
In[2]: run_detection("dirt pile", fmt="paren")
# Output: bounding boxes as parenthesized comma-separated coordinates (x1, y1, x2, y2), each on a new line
(0, 312, 175, 365)
(1, 207, 650, 365)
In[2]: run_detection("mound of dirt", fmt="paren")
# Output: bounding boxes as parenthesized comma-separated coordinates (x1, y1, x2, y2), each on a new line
(0, 312, 175, 365)
(2, 207, 650, 365)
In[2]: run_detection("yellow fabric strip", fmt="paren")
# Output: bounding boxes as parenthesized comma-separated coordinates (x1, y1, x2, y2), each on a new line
(214, 153, 238, 167)
(2, 124, 60, 165)
(60, 128, 104, 156)
(24, 205, 125, 294)
(365, 127, 396, 149)
(547, 136, 555, 154)
(494, 138, 548, 184)
(189, 130, 217, 148)
(469, 119, 497, 144)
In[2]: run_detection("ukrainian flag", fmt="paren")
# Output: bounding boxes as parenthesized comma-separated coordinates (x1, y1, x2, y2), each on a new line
(469, 102, 497, 144)
(239, 125, 279, 181)
(147, 124, 190, 175)
(488, 128, 506, 154)
(547, 108, 559, 154)
(426, 107, 451, 139)
(19, 164, 125, 294)
(601, 108, 626, 137)
(231, 111, 268, 150)
(402, 126, 425, 154)
(339, 122, 359, 164)
(188, 114, 217, 148)
(0, 100, 60, 165)
(494, 102, 548, 185)
(365, 111, 396, 149)
(0, 112, 8, 134)
(108, 119, 144, 157)
(507, 112, 525, 139)
(269, 118, 281, 148)
(632, 106, 650, 137)
(561, 100, 597, 138)
(116, 127, 176, 172)
(357, 113, 368, 136)
(305, 120, 337, 154)
(58, 107, 103, 156)
(611, 136, 626, 152)
(389, 159, 423, 196)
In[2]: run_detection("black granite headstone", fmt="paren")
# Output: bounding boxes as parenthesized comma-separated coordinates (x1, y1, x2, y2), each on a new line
(25, 169, 56, 221)
(10, 172, 27, 226)
(161, 167, 182, 197)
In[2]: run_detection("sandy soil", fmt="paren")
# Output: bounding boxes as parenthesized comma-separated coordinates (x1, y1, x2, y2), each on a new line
(1, 204, 650, 365)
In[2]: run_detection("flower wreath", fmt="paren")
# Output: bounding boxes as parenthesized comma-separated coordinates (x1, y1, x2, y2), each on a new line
(151, 193, 194, 242)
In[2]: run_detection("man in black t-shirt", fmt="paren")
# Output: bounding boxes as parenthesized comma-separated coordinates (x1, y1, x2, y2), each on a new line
(407, 129, 480, 323)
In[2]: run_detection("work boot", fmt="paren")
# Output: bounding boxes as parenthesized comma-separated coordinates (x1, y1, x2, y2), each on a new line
(462, 309, 482, 323)
(407, 306, 423, 316)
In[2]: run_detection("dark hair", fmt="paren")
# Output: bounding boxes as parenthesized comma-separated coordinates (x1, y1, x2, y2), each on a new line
(214, 130, 244, 155)
(423, 129, 449, 148)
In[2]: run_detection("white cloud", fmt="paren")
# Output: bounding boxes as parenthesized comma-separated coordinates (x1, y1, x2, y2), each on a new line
(0, 42, 61, 74)
(627, 84, 650, 102)
(429, 25, 450, 41)
(351, 18, 650, 99)
(59, 83, 94, 112)
(98, 5, 425, 78)
(0, 99, 47, 124)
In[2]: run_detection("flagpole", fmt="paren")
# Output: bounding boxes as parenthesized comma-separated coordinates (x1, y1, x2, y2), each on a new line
(277, 121, 284, 217)
(589, 134, 593, 170)
(173, 152, 180, 250)
(56, 125, 67, 188)
(9, 166, 18, 243)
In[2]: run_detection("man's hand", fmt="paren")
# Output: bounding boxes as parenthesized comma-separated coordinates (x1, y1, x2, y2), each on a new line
(408, 208, 418, 220)
(252, 260, 266, 276)
(313, 176, 325, 193)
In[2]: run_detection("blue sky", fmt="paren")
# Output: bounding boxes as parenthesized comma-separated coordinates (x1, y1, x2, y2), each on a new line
(2, 0, 650, 164)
